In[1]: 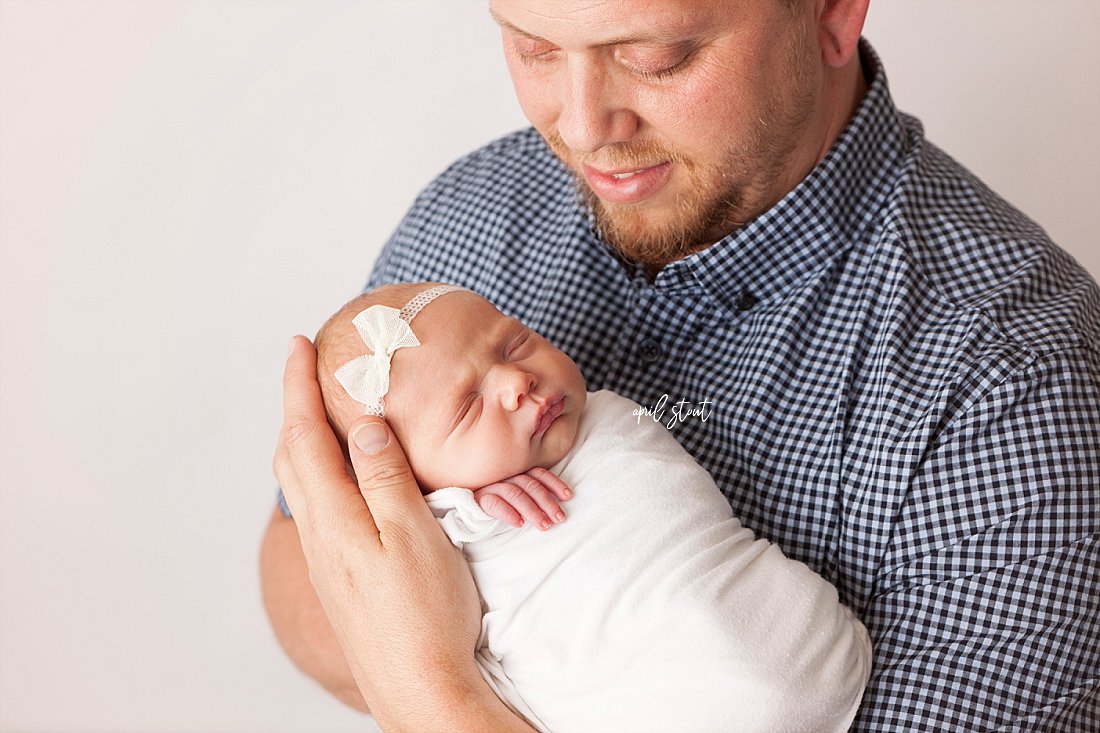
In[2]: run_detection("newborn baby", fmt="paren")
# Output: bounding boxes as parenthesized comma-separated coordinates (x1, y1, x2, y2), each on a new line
(314, 282, 873, 733)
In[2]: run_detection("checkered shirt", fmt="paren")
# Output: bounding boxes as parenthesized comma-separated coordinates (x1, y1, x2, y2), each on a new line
(284, 41, 1099, 730)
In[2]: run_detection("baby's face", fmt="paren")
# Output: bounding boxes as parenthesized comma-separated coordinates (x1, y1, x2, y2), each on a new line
(384, 292, 587, 491)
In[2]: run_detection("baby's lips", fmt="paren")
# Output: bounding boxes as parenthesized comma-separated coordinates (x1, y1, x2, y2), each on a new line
(531, 395, 566, 438)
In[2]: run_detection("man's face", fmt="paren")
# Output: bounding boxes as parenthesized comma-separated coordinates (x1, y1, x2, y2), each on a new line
(490, 0, 830, 268)
(387, 293, 588, 492)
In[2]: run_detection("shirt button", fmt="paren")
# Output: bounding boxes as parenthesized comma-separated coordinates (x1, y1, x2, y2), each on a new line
(736, 291, 758, 312)
(638, 338, 663, 364)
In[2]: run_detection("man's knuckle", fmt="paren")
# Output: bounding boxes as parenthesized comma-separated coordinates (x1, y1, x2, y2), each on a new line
(359, 458, 416, 490)
(282, 415, 316, 446)
(271, 452, 287, 480)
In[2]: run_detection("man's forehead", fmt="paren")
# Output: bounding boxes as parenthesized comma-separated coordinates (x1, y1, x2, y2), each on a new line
(489, 0, 719, 45)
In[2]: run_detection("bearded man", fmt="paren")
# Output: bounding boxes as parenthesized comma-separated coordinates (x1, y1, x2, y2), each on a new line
(263, 1, 1100, 730)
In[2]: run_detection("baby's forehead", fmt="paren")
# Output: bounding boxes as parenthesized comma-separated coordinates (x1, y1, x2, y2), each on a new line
(320, 286, 509, 409)
(419, 294, 516, 347)
(388, 296, 509, 402)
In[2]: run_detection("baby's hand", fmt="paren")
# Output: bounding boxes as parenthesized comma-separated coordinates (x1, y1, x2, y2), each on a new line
(473, 467, 573, 531)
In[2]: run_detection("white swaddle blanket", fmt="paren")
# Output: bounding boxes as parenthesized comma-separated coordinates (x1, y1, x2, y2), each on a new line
(426, 390, 872, 733)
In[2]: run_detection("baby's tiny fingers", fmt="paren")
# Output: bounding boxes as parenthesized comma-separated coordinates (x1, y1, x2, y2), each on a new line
(508, 474, 566, 527)
(526, 467, 573, 501)
(475, 491, 524, 528)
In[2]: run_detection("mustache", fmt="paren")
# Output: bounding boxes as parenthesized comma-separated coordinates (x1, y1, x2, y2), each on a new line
(543, 129, 686, 170)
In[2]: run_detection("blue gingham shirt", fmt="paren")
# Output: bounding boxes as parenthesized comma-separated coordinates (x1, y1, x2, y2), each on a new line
(292, 42, 1100, 730)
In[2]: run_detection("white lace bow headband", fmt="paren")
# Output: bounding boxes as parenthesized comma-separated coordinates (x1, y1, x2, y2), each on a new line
(334, 284, 465, 417)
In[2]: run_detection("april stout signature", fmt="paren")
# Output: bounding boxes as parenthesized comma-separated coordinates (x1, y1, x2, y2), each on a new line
(633, 394, 714, 429)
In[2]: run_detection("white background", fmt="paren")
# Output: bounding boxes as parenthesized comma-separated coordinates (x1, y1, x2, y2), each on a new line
(1, 2, 1097, 731)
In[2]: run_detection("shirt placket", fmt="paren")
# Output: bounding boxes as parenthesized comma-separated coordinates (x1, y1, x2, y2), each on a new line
(604, 281, 702, 409)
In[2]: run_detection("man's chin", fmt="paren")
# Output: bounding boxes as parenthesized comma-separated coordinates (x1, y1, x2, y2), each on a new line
(584, 191, 718, 270)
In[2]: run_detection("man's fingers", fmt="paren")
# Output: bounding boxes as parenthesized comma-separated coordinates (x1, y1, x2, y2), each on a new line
(281, 336, 359, 513)
(272, 425, 292, 488)
(271, 428, 299, 513)
(347, 417, 433, 544)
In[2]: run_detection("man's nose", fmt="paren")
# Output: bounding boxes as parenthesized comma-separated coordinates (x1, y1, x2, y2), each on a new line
(556, 57, 638, 154)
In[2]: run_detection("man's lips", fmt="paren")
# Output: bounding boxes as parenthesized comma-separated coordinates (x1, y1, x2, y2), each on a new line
(532, 396, 566, 439)
(581, 162, 672, 205)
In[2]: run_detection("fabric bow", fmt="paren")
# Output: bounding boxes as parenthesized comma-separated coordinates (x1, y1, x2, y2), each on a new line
(334, 305, 421, 416)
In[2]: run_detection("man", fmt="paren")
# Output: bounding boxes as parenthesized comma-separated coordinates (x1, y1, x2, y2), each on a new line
(263, 0, 1100, 730)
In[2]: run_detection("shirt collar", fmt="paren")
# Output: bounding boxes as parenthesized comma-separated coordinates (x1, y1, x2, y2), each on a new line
(649, 41, 911, 313)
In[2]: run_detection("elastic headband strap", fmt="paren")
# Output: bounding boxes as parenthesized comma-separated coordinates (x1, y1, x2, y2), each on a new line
(334, 284, 466, 417)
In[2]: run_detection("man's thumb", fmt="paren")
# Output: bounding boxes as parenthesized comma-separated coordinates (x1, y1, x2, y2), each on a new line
(348, 418, 419, 498)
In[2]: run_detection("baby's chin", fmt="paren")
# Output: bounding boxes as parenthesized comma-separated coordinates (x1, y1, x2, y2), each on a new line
(418, 457, 546, 493)
(537, 415, 582, 468)
(534, 442, 572, 472)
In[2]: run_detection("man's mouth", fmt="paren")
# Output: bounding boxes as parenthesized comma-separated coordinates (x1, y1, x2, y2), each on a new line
(532, 396, 566, 439)
(581, 162, 672, 205)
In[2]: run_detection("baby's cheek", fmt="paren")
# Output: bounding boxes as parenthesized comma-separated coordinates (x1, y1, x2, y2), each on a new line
(408, 438, 462, 491)
(437, 451, 516, 490)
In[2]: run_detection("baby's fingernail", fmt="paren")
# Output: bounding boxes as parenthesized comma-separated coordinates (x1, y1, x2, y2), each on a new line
(562, 488, 573, 499)
(353, 423, 390, 454)
(554, 511, 565, 523)
(540, 519, 552, 531)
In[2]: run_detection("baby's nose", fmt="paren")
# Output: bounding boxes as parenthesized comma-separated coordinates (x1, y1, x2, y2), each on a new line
(499, 366, 536, 410)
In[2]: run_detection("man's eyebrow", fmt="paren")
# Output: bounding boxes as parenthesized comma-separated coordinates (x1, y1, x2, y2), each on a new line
(488, 7, 546, 42)
(488, 7, 693, 47)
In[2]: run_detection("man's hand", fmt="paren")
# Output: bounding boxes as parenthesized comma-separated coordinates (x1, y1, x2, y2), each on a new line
(272, 336, 534, 732)
(474, 467, 573, 530)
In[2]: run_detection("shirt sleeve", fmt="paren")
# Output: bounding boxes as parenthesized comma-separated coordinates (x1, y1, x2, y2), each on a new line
(853, 346, 1100, 731)
(275, 486, 293, 519)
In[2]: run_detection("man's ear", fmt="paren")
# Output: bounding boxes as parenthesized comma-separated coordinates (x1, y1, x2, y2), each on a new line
(816, 0, 870, 68)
